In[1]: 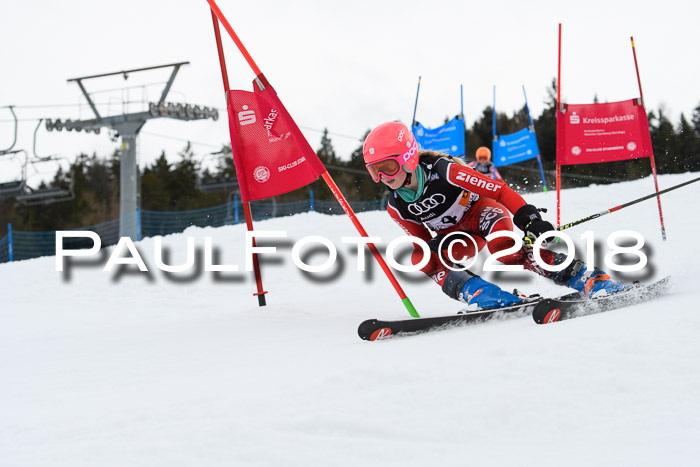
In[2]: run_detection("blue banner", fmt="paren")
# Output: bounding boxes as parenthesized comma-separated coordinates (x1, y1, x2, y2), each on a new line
(412, 117, 465, 158)
(493, 127, 540, 167)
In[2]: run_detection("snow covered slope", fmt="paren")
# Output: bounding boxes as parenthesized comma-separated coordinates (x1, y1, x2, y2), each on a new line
(1, 174, 699, 466)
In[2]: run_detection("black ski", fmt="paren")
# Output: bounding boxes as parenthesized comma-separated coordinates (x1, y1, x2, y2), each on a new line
(532, 276, 671, 325)
(358, 293, 580, 341)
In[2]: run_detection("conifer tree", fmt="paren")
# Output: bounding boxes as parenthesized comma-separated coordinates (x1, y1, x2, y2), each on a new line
(676, 114, 700, 172)
(649, 108, 679, 173)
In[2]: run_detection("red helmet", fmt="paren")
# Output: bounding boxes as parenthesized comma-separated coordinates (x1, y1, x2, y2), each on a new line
(363, 122, 419, 182)
(475, 146, 491, 162)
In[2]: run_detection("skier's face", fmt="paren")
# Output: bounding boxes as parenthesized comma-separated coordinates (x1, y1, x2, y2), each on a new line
(380, 168, 408, 190)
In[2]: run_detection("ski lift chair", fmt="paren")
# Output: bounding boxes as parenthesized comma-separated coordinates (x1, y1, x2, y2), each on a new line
(16, 157, 76, 206)
(0, 179, 26, 198)
(0, 149, 27, 198)
(196, 149, 239, 194)
(15, 183, 75, 206)
(14, 119, 76, 205)
(198, 176, 239, 193)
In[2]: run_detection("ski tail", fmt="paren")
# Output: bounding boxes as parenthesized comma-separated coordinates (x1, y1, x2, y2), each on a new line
(532, 276, 671, 324)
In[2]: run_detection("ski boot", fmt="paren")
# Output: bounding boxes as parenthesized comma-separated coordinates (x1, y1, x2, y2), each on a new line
(442, 270, 522, 310)
(552, 258, 630, 299)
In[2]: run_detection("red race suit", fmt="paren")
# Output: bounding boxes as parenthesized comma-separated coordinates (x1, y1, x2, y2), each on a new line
(387, 154, 558, 287)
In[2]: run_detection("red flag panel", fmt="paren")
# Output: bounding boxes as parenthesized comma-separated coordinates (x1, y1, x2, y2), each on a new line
(556, 98, 653, 165)
(226, 76, 326, 202)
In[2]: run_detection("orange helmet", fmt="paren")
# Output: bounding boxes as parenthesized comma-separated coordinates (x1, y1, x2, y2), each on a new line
(475, 146, 491, 162)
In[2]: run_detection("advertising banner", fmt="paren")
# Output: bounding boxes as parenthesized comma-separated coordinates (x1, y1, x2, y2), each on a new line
(227, 79, 326, 202)
(556, 98, 653, 166)
(412, 116, 465, 157)
(493, 127, 540, 167)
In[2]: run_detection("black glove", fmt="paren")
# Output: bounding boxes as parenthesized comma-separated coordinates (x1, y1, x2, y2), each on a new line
(513, 204, 555, 245)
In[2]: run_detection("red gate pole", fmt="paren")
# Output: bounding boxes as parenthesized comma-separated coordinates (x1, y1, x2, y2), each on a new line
(206, 0, 419, 317)
(211, 10, 268, 306)
(320, 172, 418, 317)
(556, 23, 563, 230)
(631, 36, 667, 241)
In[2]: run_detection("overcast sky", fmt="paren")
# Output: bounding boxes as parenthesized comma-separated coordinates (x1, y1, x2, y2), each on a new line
(1, 0, 698, 179)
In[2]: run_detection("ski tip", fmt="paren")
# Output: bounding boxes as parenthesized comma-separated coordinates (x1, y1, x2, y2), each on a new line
(358, 319, 392, 341)
(532, 299, 563, 324)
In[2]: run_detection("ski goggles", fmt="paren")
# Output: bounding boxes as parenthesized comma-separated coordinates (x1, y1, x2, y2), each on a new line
(365, 141, 418, 182)
(366, 156, 403, 182)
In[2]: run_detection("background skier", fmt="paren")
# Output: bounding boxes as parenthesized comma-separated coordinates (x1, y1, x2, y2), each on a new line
(466, 146, 504, 182)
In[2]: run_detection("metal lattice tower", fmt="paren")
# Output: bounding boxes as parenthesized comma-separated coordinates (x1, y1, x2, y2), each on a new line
(46, 62, 219, 240)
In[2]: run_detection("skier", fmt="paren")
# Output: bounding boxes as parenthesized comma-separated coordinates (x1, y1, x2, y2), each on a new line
(466, 146, 504, 182)
(363, 121, 629, 309)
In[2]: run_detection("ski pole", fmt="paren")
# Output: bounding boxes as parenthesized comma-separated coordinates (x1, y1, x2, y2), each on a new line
(558, 175, 700, 231)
